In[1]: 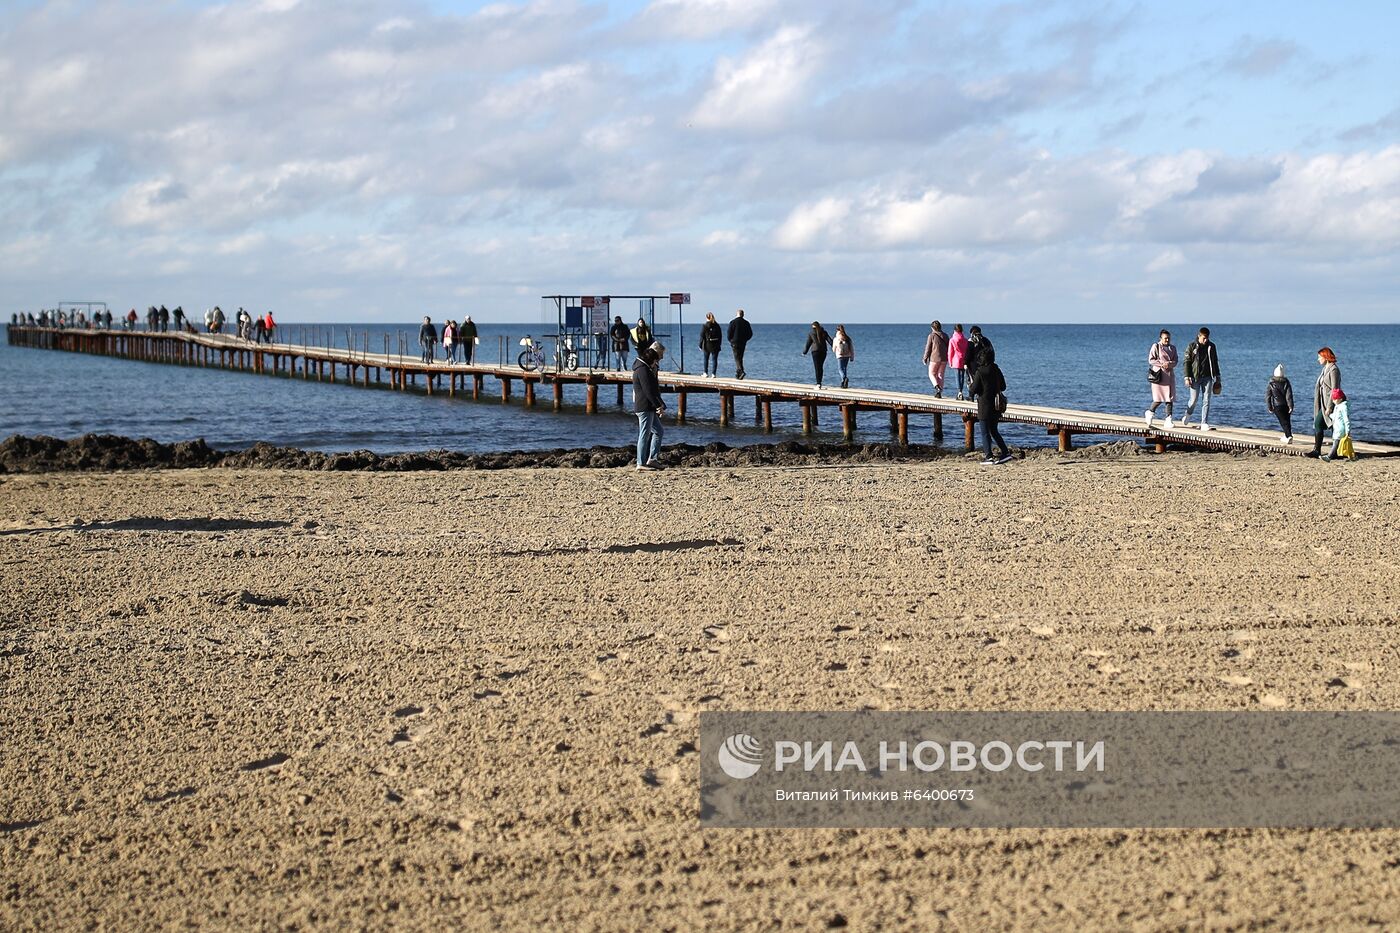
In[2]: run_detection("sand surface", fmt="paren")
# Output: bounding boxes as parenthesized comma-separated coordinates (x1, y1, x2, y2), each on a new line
(3, 453, 1400, 929)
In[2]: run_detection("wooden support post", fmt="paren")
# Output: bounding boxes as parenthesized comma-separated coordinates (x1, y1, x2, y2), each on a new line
(617, 382, 625, 406)
(524, 380, 536, 407)
(963, 415, 976, 452)
(1154, 439, 1167, 454)
(889, 410, 899, 434)
(1058, 428, 1072, 452)
(762, 399, 773, 432)
(934, 413, 944, 441)
(449, 372, 456, 397)
(475, 375, 483, 400)
(897, 412, 909, 446)
(426, 371, 433, 395)
(842, 404, 855, 442)
(719, 392, 730, 426)
(501, 378, 511, 402)
(677, 391, 687, 423)
(586, 383, 598, 414)
(802, 402, 813, 434)
(551, 379, 561, 410)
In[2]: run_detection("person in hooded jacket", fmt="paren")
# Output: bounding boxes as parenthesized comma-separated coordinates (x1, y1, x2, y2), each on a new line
(459, 316, 478, 364)
(1266, 364, 1295, 444)
(802, 322, 832, 386)
(632, 342, 667, 470)
(699, 312, 723, 377)
(922, 320, 949, 396)
(948, 324, 969, 400)
(971, 348, 1013, 464)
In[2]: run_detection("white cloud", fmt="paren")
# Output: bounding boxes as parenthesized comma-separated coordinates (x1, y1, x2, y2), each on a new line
(691, 24, 824, 131)
(633, 0, 783, 40)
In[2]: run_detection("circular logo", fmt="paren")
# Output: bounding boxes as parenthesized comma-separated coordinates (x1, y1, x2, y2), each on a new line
(717, 733, 763, 780)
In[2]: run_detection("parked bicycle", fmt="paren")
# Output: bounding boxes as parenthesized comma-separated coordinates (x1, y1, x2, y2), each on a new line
(518, 335, 579, 372)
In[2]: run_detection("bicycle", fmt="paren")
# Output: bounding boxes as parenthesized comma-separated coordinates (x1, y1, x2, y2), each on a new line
(518, 335, 579, 372)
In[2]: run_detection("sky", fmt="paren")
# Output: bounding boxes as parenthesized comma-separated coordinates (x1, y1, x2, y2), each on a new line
(1, 0, 1398, 323)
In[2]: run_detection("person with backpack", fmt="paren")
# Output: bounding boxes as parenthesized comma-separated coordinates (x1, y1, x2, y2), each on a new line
(727, 309, 753, 379)
(922, 320, 949, 397)
(971, 347, 1013, 464)
(1182, 327, 1222, 430)
(610, 315, 631, 370)
(802, 321, 832, 386)
(1266, 364, 1295, 444)
(1323, 389, 1354, 461)
(965, 326, 993, 400)
(832, 325, 855, 388)
(698, 312, 723, 378)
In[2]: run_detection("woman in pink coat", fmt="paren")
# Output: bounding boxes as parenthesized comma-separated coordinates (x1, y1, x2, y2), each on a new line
(1145, 329, 1178, 429)
(947, 324, 969, 400)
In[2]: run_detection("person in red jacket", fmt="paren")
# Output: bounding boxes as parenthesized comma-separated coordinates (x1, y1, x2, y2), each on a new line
(262, 311, 276, 344)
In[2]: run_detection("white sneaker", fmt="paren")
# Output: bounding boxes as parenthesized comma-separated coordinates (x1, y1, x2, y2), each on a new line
(1178, 417, 1191, 429)
(1143, 410, 1154, 427)
(1201, 422, 1215, 432)
(1163, 416, 1175, 429)
(1281, 435, 1293, 444)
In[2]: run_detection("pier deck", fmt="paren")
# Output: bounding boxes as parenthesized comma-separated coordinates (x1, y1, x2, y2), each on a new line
(9, 326, 1398, 458)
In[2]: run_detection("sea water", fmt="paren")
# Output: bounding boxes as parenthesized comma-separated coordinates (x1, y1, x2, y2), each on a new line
(2, 323, 1395, 453)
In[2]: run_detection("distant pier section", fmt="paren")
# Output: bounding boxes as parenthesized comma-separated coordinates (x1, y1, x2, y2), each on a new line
(9, 325, 1398, 458)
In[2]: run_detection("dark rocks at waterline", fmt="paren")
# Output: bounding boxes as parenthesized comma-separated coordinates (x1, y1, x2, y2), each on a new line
(0, 433, 972, 474)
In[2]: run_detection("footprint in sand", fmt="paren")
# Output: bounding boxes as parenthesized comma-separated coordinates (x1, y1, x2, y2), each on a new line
(1256, 693, 1287, 709)
(703, 624, 731, 642)
(1029, 625, 1055, 637)
(1218, 674, 1254, 687)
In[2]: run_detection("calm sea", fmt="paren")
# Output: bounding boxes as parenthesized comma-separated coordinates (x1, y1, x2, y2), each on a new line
(2, 323, 1395, 452)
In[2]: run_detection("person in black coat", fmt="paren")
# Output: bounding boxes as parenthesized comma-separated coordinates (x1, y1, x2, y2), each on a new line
(632, 343, 667, 470)
(610, 316, 631, 370)
(970, 348, 1013, 464)
(727, 309, 753, 379)
(802, 322, 832, 386)
(698, 312, 723, 377)
(418, 316, 437, 364)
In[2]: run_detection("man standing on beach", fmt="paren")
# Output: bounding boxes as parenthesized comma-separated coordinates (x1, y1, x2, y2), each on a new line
(419, 316, 437, 365)
(632, 343, 667, 471)
(922, 320, 948, 397)
(727, 309, 752, 379)
(1182, 327, 1222, 431)
(459, 316, 477, 364)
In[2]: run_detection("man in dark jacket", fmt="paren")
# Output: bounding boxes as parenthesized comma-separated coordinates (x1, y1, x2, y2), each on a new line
(970, 348, 1013, 464)
(1182, 327, 1222, 431)
(610, 315, 631, 370)
(802, 322, 832, 386)
(632, 343, 667, 470)
(965, 326, 992, 399)
(727, 309, 753, 379)
(418, 316, 437, 364)
(459, 316, 478, 364)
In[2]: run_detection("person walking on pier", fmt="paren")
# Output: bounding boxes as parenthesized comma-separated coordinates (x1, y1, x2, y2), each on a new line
(1267, 364, 1295, 444)
(632, 342, 667, 471)
(442, 319, 457, 363)
(173, 307, 185, 331)
(419, 316, 437, 364)
(263, 311, 276, 343)
(1309, 348, 1342, 458)
(211, 306, 225, 334)
(699, 312, 723, 378)
(727, 309, 752, 379)
(1145, 329, 1179, 429)
(158, 306, 170, 332)
(948, 324, 969, 399)
(253, 313, 267, 344)
(460, 316, 478, 364)
(125, 309, 137, 330)
(971, 348, 1013, 464)
(802, 321, 832, 387)
(632, 317, 653, 353)
(1182, 327, 1222, 431)
(610, 315, 631, 370)
(922, 321, 948, 396)
(833, 325, 855, 388)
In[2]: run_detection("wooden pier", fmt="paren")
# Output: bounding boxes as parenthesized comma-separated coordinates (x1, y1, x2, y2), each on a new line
(9, 325, 1399, 458)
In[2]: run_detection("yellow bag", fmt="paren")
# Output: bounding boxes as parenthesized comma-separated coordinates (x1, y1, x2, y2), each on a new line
(1337, 435, 1356, 460)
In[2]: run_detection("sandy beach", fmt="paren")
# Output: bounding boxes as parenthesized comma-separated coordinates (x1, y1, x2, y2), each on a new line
(4, 451, 1400, 929)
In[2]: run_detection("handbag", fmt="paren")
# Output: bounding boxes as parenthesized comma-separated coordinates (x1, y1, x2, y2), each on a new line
(1147, 367, 1164, 385)
(1212, 380, 1222, 396)
(1338, 435, 1356, 459)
